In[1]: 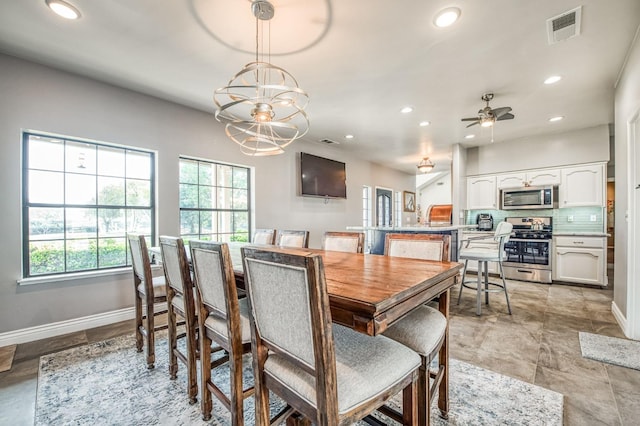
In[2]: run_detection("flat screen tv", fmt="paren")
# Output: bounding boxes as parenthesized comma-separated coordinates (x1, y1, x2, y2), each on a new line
(300, 152, 347, 199)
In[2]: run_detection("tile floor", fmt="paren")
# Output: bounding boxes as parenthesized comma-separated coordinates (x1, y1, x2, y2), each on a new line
(1, 268, 639, 425)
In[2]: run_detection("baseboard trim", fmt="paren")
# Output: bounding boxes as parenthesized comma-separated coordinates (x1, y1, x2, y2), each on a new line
(0, 307, 136, 347)
(611, 301, 629, 338)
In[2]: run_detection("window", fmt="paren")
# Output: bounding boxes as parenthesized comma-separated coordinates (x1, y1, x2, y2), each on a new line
(179, 157, 250, 243)
(395, 191, 402, 227)
(22, 132, 155, 278)
(362, 186, 373, 252)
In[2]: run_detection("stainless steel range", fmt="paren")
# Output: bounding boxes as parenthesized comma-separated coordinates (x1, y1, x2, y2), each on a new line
(503, 216, 552, 284)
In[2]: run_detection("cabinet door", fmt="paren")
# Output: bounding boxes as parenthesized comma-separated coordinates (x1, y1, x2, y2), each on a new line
(528, 169, 561, 187)
(553, 247, 605, 285)
(467, 176, 497, 209)
(559, 164, 604, 207)
(497, 173, 526, 189)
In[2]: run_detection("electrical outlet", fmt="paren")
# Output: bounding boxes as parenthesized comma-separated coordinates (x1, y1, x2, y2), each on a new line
(590, 215, 597, 222)
(568, 215, 574, 222)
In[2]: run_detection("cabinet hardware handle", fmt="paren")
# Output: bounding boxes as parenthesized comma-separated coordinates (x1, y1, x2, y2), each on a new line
(636, 184, 640, 189)
(517, 269, 533, 273)
(573, 241, 584, 244)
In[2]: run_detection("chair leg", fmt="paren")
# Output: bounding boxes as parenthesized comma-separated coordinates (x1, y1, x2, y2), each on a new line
(457, 260, 469, 305)
(476, 261, 483, 316)
(230, 350, 245, 426)
(200, 331, 212, 421)
(186, 314, 198, 404)
(145, 302, 155, 369)
(484, 264, 489, 305)
(417, 361, 428, 426)
(135, 294, 143, 353)
(402, 373, 418, 426)
(498, 261, 512, 315)
(167, 299, 178, 380)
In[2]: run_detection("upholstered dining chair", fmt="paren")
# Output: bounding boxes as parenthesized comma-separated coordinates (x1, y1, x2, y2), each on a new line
(275, 229, 309, 248)
(382, 232, 450, 426)
(322, 231, 365, 253)
(252, 228, 276, 245)
(159, 236, 199, 404)
(457, 221, 514, 316)
(127, 234, 168, 369)
(189, 240, 254, 424)
(241, 246, 421, 426)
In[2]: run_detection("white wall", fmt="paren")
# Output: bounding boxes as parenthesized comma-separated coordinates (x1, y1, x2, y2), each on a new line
(0, 54, 414, 333)
(417, 173, 451, 222)
(465, 125, 610, 176)
(614, 28, 640, 323)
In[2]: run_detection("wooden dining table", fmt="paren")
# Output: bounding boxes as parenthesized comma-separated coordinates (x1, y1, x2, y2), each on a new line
(151, 242, 463, 418)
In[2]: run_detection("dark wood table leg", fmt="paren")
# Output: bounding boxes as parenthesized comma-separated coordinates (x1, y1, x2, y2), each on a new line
(438, 288, 450, 419)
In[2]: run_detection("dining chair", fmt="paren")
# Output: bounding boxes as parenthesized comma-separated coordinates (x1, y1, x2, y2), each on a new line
(252, 228, 276, 245)
(189, 240, 254, 424)
(275, 229, 309, 248)
(241, 246, 421, 426)
(457, 221, 514, 315)
(127, 234, 168, 369)
(382, 233, 450, 426)
(159, 236, 199, 404)
(322, 231, 365, 253)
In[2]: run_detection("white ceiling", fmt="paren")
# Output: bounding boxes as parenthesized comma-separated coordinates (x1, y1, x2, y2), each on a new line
(1, 0, 638, 174)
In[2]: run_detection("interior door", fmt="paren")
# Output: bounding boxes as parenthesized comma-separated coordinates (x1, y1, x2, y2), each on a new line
(376, 187, 393, 227)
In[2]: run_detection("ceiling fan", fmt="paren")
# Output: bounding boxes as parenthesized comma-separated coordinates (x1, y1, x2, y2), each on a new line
(461, 93, 514, 128)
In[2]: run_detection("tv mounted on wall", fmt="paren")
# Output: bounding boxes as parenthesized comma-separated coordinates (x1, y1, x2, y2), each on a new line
(300, 152, 347, 199)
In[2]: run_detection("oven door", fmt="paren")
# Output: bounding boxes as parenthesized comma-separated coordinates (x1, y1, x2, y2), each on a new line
(503, 239, 552, 283)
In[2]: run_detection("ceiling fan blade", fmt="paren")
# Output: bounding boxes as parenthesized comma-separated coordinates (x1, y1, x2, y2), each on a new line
(466, 121, 479, 128)
(492, 107, 512, 118)
(461, 117, 479, 121)
(497, 113, 515, 121)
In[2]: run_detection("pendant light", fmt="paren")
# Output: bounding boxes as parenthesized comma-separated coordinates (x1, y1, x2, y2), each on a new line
(417, 157, 435, 173)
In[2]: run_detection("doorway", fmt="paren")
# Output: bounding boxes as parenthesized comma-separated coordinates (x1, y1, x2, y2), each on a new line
(375, 187, 393, 227)
(628, 107, 640, 340)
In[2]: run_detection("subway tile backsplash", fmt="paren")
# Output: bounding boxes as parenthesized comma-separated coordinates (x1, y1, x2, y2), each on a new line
(466, 207, 605, 233)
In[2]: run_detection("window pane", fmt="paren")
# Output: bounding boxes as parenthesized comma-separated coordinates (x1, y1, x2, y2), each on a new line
(218, 211, 232, 234)
(98, 208, 125, 237)
(233, 188, 248, 209)
(28, 136, 64, 171)
(199, 162, 214, 185)
(180, 211, 199, 235)
(98, 177, 125, 205)
(66, 208, 97, 239)
(66, 239, 97, 271)
(199, 186, 214, 209)
(233, 167, 248, 189)
(66, 173, 97, 205)
(179, 184, 198, 208)
(233, 211, 248, 233)
(29, 207, 64, 240)
(98, 238, 126, 268)
(179, 159, 198, 184)
(200, 211, 217, 235)
(66, 141, 96, 175)
(126, 150, 151, 179)
(97, 146, 125, 177)
(29, 170, 64, 204)
(127, 209, 151, 234)
(217, 165, 233, 187)
(29, 240, 65, 275)
(218, 187, 232, 209)
(126, 179, 150, 206)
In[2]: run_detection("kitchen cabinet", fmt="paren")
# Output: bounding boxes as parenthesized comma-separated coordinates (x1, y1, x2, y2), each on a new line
(460, 231, 498, 274)
(497, 169, 561, 189)
(467, 176, 497, 210)
(558, 164, 605, 207)
(553, 236, 607, 285)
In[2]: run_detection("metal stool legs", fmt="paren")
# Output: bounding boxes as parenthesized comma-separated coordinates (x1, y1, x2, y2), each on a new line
(457, 259, 512, 316)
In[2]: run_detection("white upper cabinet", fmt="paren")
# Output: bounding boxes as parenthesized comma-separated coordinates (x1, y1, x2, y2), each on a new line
(467, 176, 497, 209)
(497, 169, 561, 189)
(559, 164, 605, 207)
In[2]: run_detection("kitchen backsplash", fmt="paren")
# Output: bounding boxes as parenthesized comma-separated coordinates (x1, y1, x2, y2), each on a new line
(466, 207, 605, 233)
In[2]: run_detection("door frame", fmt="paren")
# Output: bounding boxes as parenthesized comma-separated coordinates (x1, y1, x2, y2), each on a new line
(626, 105, 640, 340)
(374, 186, 394, 227)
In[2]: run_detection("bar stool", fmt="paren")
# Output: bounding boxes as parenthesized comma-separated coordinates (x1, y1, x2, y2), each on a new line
(457, 221, 513, 316)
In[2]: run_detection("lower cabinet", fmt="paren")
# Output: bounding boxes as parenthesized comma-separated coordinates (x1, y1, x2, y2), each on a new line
(553, 236, 607, 286)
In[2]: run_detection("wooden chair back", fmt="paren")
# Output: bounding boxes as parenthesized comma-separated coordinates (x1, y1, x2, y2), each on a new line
(384, 233, 451, 262)
(275, 229, 310, 248)
(322, 231, 365, 253)
(252, 228, 276, 245)
(128, 234, 154, 299)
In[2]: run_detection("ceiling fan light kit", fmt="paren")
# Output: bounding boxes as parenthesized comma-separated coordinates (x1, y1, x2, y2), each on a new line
(417, 157, 435, 173)
(461, 93, 514, 132)
(214, 0, 309, 156)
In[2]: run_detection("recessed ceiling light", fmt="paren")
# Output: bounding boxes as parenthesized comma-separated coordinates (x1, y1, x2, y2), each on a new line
(345, 134, 354, 139)
(434, 7, 461, 28)
(544, 75, 562, 85)
(400, 106, 413, 114)
(465, 134, 475, 139)
(46, 0, 81, 19)
(549, 116, 564, 122)
(419, 121, 430, 127)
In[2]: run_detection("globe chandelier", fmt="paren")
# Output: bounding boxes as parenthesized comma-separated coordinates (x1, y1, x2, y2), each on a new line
(214, 0, 309, 156)
(417, 157, 435, 173)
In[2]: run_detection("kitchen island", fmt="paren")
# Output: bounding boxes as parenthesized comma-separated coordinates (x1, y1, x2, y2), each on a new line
(347, 225, 477, 260)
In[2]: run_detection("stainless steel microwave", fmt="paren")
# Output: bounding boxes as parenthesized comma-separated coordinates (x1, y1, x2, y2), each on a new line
(501, 186, 557, 210)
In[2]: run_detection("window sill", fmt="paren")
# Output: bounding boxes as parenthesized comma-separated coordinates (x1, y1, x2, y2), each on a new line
(17, 264, 163, 286)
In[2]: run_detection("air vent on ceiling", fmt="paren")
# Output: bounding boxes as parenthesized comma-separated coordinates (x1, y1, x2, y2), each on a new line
(546, 6, 582, 44)
(318, 138, 340, 145)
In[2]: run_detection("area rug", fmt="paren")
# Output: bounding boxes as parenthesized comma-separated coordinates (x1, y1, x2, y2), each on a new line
(579, 331, 640, 371)
(36, 334, 563, 425)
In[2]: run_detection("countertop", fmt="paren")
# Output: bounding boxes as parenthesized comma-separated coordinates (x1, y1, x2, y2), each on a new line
(347, 225, 478, 232)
